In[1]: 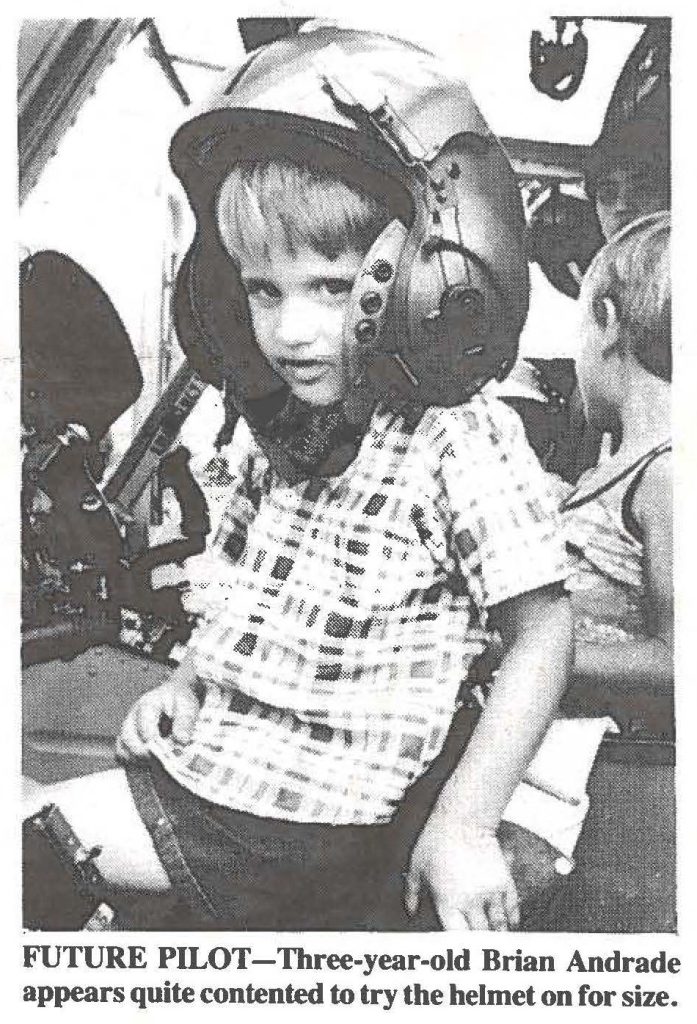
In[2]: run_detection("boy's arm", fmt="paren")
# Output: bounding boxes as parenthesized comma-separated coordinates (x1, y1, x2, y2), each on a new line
(405, 583, 573, 930)
(571, 458, 673, 699)
(117, 418, 265, 761)
(116, 651, 200, 761)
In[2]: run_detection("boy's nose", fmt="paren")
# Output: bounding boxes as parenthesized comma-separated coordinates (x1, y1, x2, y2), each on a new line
(275, 297, 316, 349)
(613, 182, 638, 219)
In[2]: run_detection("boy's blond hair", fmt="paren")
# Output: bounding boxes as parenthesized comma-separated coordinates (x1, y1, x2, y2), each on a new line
(217, 159, 392, 263)
(586, 211, 671, 381)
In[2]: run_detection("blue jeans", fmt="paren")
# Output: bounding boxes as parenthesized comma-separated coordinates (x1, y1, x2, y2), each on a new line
(126, 706, 560, 930)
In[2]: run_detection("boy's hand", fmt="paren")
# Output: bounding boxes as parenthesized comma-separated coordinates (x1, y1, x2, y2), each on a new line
(115, 657, 200, 762)
(404, 812, 519, 931)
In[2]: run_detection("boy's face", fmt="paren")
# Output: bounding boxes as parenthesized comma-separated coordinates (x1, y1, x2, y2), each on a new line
(592, 160, 669, 241)
(575, 277, 623, 430)
(238, 243, 364, 406)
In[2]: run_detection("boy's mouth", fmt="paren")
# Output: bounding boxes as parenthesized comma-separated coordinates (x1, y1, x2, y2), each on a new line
(278, 357, 330, 382)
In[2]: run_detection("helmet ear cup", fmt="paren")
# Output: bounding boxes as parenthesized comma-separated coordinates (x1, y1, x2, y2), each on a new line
(343, 218, 412, 421)
(398, 206, 517, 406)
(391, 137, 527, 403)
(342, 152, 525, 412)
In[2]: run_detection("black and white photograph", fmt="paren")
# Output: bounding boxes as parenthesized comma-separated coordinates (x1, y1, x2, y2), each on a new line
(12, 2, 685, 953)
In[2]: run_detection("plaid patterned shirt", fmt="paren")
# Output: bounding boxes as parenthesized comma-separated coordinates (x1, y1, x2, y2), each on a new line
(150, 395, 568, 824)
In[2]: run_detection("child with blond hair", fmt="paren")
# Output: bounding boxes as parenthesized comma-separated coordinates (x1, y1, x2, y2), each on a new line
(25, 26, 573, 931)
(562, 212, 672, 711)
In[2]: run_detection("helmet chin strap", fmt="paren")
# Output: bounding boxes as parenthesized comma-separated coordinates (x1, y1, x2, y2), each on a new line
(250, 394, 365, 485)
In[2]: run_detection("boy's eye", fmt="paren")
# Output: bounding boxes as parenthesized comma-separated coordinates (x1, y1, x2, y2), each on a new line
(595, 179, 620, 206)
(244, 279, 281, 304)
(315, 277, 355, 299)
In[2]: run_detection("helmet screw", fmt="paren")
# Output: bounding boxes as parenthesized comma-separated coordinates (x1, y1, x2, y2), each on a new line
(447, 161, 461, 179)
(371, 260, 393, 283)
(355, 319, 377, 344)
(360, 291, 383, 315)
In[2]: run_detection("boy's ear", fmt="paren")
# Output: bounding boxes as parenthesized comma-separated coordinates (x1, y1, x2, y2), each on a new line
(600, 295, 618, 329)
(593, 294, 623, 360)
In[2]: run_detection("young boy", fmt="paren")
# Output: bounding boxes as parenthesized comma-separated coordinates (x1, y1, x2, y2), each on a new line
(25, 26, 572, 931)
(561, 212, 672, 709)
